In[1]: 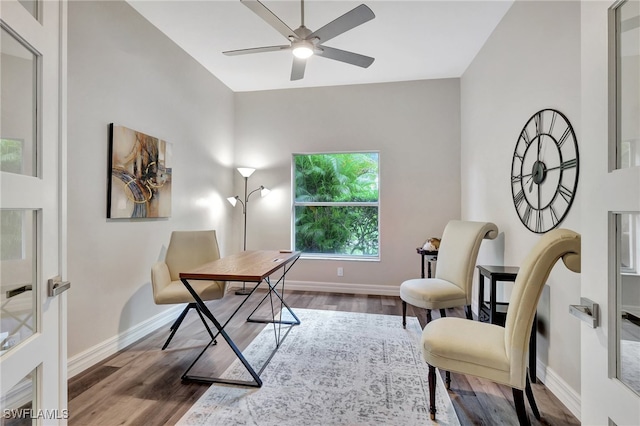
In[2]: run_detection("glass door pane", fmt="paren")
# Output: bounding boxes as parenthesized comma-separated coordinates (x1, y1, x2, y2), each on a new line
(0, 25, 37, 177)
(0, 367, 35, 425)
(0, 210, 36, 355)
(616, 212, 640, 394)
(17, 0, 40, 21)
(613, 0, 640, 169)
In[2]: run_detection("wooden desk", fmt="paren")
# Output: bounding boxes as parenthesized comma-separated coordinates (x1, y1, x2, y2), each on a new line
(179, 250, 301, 387)
(477, 265, 537, 382)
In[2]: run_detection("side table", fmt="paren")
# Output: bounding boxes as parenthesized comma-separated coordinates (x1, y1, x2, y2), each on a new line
(477, 265, 537, 383)
(416, 248, 438, 278)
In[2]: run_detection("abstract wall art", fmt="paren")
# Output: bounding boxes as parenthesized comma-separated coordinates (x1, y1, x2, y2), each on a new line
(107, 124, 172, 218)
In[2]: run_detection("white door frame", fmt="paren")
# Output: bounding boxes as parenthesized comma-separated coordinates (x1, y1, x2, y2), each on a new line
(0, 0, 67, 423)
(581, 1, 640, 424)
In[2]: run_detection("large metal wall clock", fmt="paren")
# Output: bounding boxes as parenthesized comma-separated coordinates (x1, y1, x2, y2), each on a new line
(511, 108, 579, 233)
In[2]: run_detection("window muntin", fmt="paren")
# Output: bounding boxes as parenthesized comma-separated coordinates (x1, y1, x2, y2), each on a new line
(293, 152, 379, 259)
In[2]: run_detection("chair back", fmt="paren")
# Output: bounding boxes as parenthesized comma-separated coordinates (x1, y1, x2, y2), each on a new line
(435, 220, 499, 304)
(165, 230, 221, 281)
(504, 229, 581, 387)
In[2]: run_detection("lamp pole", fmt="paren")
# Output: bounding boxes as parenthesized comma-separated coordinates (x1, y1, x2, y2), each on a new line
(227, 168, 270, 295)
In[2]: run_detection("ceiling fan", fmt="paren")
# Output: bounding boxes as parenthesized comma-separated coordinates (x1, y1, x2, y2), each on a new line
(223, 0, 375, 81)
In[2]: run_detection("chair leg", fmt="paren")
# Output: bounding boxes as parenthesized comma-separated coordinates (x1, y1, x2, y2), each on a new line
(525, 373, 541, 420)
(465, 304, 473, 320)
(426, 309, 433, 323)
(439, 308, 446, 318)
(513, 388, 531, 426)
(402, 300, 407, 329)
(428, 365, 437, 421)
(162, 304, 193, 350)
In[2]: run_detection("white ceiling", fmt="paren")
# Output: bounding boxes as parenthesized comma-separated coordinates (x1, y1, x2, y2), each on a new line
(128, 0, 513, 92)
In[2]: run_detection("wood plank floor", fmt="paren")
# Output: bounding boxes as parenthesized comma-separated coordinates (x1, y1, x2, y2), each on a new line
(68, 291, 580, 425)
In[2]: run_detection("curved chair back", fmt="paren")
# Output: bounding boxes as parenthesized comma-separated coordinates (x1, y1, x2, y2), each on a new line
(505, 229, 581, 387)
(165, 230, 221, 282)
(435, 220, 499, 304)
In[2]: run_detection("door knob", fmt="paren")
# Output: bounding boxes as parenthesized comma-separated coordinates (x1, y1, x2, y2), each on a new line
(48, 275, 71, 297)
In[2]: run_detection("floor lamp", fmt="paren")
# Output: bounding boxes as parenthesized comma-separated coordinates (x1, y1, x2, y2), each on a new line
(227, 167, 270, 295)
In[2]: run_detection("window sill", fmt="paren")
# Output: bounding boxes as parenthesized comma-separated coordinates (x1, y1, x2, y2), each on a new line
(300, 254, 380, 262)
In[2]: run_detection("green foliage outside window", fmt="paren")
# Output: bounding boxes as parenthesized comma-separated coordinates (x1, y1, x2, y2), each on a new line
(294, 153, 379, 257)
(1, 138, 23, 174)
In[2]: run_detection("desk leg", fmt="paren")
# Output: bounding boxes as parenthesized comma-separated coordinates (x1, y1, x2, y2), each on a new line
(180, 278, 263, 387)
(246, 258, 301, 327)
(421, 254, 426, 279)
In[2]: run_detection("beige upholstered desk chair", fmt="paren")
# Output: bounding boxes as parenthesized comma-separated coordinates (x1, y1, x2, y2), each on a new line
(400, 220, 499, 326)
(422, 228, 581, 426)
(151, 230, 227, 350)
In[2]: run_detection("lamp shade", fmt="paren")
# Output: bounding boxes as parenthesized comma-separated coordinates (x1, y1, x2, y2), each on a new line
(260, 187, 271, 198)
(227, 196, 238, 207)
(237, 167, 255, 178)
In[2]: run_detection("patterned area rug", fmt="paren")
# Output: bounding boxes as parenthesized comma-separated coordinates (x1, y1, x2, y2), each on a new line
(177, 309, 459, 426)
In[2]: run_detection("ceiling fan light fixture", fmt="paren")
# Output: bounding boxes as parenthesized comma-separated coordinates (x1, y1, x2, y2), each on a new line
(292, 41, 314, 59)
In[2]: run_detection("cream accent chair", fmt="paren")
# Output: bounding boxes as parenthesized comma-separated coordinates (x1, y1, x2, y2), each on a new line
(422, 228, 581, 426)
(400, 220, 499, 326)
(151, 230, 227, 350)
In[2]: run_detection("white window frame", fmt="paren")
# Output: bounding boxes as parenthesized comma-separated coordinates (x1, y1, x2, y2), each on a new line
(292, 151, 380, 261)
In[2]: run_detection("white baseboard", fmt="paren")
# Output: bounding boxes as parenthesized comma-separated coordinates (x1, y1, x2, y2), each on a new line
(536, 359, 581, 420)
(227, 280, 401, 296)
(67, 304, 183, 378)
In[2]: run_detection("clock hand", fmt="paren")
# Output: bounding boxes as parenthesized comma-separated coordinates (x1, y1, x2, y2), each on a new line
(537, 135, 542, 162)
(529, 170, 536, 192)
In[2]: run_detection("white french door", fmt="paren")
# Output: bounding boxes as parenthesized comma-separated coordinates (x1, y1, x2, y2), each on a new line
(0, 0, 67, 424)
(581, 1, 640, 424)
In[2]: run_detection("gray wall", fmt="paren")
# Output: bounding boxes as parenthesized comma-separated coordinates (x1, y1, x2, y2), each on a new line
(233, 80, 461, 290)
(67, 1, 235, 359)
(460, 0, 581, 415)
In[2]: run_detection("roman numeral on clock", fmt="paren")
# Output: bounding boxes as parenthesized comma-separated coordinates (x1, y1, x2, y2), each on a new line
(559, 184, 573, 203)
(557, 127, 572, 148)
(514, 189, 525, 208)
(534, 111, 543, 136)
(561, 158, 577, 170)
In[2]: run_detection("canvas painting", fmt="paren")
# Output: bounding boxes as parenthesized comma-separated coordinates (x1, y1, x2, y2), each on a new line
(107, 124, 172, 218)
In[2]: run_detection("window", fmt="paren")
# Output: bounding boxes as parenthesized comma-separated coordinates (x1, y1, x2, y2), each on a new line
(293, 152, 379, 259)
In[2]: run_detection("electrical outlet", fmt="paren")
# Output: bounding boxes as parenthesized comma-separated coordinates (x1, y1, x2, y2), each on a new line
(337, 267, 344, 277)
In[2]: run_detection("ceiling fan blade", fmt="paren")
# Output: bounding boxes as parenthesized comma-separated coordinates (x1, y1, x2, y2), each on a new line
(308, 4, 375, 44)
(240, 0, 298, 40)
(291, 57, 306, 81)
(223, 45, 291, 56)
(316, 46, 374, 68)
